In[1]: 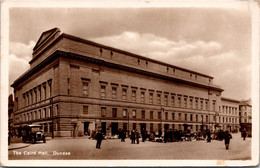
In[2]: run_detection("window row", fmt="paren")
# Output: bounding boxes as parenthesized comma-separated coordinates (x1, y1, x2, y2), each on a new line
(222, 105, 238, 115)
(95, 82, 218, 111)
(16, 104, 58, 122)
(22, 79, 52, 107)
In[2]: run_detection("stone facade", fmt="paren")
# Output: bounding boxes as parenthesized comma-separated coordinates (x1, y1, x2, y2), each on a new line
(12, 28, 242, 137)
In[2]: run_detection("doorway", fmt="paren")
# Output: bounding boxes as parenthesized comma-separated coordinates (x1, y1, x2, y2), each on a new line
(84, 122, 90, 135)
(111, 122, 118, 136)
(101, 122, 106, 135)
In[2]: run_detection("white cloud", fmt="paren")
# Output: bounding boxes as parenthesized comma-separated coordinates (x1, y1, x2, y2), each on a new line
(9, 41, 34, 92)
(9, 41, 35, 61)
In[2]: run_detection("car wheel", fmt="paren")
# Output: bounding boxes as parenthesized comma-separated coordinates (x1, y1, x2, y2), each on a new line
(43, 136, 46, 143)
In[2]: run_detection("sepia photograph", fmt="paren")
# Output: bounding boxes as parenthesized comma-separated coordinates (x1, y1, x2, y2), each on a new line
(1, 0, 259, 167)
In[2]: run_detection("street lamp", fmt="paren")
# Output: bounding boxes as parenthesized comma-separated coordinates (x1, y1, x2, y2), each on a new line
(161, 107, 164, 132)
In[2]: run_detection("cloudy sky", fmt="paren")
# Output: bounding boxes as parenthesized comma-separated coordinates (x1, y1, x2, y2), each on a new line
(9, 4, 252, 100)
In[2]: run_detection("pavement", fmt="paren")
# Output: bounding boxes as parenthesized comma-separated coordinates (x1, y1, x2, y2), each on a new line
(8, 133, 251, 160)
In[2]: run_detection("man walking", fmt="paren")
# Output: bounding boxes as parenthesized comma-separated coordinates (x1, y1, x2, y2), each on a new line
(131, 130, 136, 144)
(242, 129, 247, 140)
(136, 130, 140, 144)
(224, 130, 232, 150)
(96, 130, 103, 149)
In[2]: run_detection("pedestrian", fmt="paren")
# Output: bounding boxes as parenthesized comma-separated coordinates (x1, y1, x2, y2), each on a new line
(164, 130, 168, 143)
(96, 130, 103, 149)
(223, 130, 232, 150)
(242, 129, 247, 140)
(141, 128, 147, 142)
(131, 130, 136, 144)
(121, 130, 126, 142)
(206, 129, 211, 143)
(136, 130, 140, 144)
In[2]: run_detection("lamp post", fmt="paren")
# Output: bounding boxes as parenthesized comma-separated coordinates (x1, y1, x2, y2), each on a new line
(161, 107, 164, 132)
(127, 110, 130, 136)
(50, 97, 54, 139)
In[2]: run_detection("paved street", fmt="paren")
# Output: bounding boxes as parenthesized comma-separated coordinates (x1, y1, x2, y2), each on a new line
(8, 133, 251, 160)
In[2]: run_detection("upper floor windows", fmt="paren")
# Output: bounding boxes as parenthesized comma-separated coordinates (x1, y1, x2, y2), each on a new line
(141, 91, 145, 103)
(122, 88, 127, 101)
(132, 90, 136, 102)
(100, 85, 106, 98)
(149, 92, 153, 104)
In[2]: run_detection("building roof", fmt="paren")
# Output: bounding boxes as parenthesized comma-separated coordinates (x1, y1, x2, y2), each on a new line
(12, 28, 224, 92)
(221, 97, 240, 103)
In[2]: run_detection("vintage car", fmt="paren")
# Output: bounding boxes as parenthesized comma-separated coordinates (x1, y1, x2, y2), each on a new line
(21, 124, 46, 144)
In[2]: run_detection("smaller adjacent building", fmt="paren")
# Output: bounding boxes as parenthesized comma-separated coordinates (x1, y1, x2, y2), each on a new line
(219, 97, 240, 132)
(239, 99, 252, 132)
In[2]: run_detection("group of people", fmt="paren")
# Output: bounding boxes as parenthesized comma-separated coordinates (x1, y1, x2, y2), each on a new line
(95, 128, 247, 150)
(129, 128, 148, 144)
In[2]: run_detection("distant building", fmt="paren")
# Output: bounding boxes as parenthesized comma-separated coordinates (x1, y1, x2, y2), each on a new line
(8, 94, 14, 136)
(11, 28, 244, 137)
(220, 97, 240, 132)
(239, 99, 252, 132)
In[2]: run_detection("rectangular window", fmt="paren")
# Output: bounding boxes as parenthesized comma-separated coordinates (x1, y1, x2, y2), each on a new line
(101, 85, 106, 98)
(206, 115, 208, 122)
(213, 101, 216, 111)
(34, 90, 37, 103)
(150, 123, 154, 131)
(30, 91, 33, 104)
(157, 94, 161, 104)
(43, 85, 46, 99)
(112, 108, 117, 117)
(196, 115, 198, 121)
(190, 114, 193, 121)
(123, 109, 127, 118)
(205, 100, 209, 110)
(83, 106, 88, 115)
(158, 123, 162, 130)
(172, 112, 175, 120)
(189, 98, 193, 108)
(27, 113, 29, 121)
(150, 111, 153, 119)
(38, 87, 41, 101)
(141, 110, 145, 119)
(132, 90, 136, 102)
(165, 112, 168, 120)
(178, 113, 181, 120)
(55, 104, 59, 116)
(34, 111, 37, 120)
(39, 110, 41, 119)
(172, 124, 175, 130)
(158, 111, 162, 120)
(149, 92, 153, 104)
(177, 96, 181, 107)
(112, 87, 117, 100)
(44, 108, 47, 118)
(122, 88, 127, 101)
(171, 96, 175, 107)
(49, 106, 52, 117)
(83, 82, 89, 97)
(101, 107, 106, 117)
(185, 114, 187, 121)
(200, 100, 203, 110)
(141, 91, 145, 103)
(184, 97, 187, 108)
(195, 99, 198, 109)
(132, 110, 136, 118)
(164, 95, 168, 106)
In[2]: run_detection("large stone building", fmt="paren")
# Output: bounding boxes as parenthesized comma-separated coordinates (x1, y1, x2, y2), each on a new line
(12, 28, 241, 137)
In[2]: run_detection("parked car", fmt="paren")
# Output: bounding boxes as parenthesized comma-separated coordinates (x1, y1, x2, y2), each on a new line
(21, 124, 46, 144)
